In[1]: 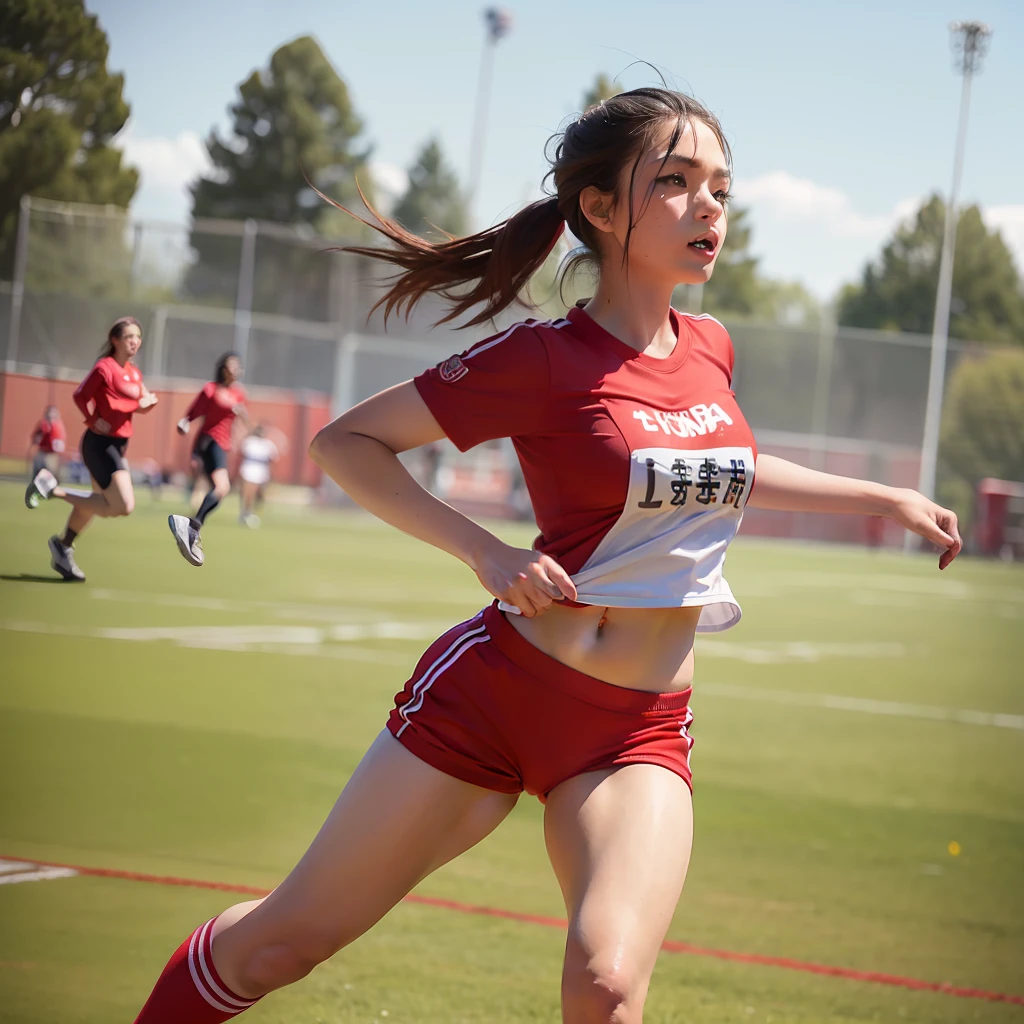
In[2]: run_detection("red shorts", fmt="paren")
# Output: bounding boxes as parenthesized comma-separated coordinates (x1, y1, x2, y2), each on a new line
(387, 603, 694, 798)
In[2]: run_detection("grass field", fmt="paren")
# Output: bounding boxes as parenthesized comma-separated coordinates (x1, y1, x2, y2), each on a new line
(1, 480, 1022, 1023)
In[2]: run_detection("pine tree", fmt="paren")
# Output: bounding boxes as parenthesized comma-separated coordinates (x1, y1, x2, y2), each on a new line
(838, 195, 1024, 345)
(392, 139, 468, 239)
(0, 0, 137, 275)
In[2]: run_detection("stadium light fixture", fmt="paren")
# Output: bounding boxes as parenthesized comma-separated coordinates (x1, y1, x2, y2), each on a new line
(915, 22, 992, 511)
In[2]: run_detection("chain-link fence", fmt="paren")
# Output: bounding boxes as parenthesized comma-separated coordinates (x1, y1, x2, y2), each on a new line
(1, 197, 1010, 543)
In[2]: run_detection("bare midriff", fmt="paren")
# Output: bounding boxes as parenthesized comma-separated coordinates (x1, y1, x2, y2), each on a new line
(506, 602, 701, 693)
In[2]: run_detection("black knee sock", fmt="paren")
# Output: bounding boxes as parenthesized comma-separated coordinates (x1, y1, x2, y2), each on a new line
(61, 527, 78, 548)
(195, 490, 220, 526)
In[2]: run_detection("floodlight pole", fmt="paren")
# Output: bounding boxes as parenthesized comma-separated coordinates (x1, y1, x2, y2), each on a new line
(915, 22, 991, 512)
(466, 8, 511, 222)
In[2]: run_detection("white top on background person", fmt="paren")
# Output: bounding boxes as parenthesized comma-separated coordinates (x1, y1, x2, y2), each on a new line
(238, 432, 279, 486)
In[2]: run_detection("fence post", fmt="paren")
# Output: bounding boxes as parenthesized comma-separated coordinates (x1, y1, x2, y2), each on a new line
(234, 219, 257, 367)
(333, 335, 358, 416)
(6, 195, 31, 371)
(128, 220, 144, 297)
(809, 305, 836, 471)
(149, 305, 169, 378)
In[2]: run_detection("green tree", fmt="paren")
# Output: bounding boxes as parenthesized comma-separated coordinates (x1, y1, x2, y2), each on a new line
(0, 0, 137, 275)
(190, 35, 371, 228)
(937, 348, 1024, 531)
(186, 35, 374, 313)
(392, 138, 468, 239)
(697, 207, 819, 326)
(838, 195, 1024, 344)
(582, 73, 621, 109)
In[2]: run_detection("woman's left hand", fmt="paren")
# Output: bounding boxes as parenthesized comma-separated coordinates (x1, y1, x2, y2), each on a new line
(139, 390, 158, 409)
(889, 488, 963, 569)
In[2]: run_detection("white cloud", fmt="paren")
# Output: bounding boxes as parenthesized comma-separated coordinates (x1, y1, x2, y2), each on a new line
(983, 205, 1024, 271)
(737, 171, 1024, 299)
(119, 124, 210, 223)
(370, 161, 409, 200)
(734, 171, 920, 299)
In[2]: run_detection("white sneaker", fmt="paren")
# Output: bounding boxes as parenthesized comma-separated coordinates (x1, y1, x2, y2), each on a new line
(26, 468, 58, 509)
(242, 513, 261, 529)
(48, 536, 85, 581)
(168, 514, 204, 566)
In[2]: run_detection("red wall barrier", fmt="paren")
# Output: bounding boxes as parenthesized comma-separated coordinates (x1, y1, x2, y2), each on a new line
(0, 372, 330, 486)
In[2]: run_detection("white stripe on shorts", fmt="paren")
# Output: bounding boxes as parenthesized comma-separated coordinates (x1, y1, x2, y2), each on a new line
(395, 615, 490, 738)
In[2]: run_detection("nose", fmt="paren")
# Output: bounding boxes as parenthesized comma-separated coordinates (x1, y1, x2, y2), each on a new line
(695, 185, 723, 223)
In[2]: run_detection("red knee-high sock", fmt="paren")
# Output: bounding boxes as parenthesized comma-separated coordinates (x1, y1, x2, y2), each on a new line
(133, 917, 262, 1022)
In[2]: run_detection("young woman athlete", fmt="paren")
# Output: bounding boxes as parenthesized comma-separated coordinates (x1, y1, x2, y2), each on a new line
(131, 89, 961, 1023)
(25, 316, 157, 582)
(168, 352, 248, 566)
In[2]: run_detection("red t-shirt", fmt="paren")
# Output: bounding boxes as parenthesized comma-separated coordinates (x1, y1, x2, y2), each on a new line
(73, 356, 144, 438)
(32, 418, 66, 454)
(185, 381, 246, 451)
(415, 306, 759, 631)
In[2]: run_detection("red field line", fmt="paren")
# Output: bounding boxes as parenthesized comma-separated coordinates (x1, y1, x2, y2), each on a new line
(4, 855, 1022, 1007)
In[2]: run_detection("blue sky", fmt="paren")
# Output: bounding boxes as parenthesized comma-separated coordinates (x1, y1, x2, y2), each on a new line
(93, 0, 1023, 300)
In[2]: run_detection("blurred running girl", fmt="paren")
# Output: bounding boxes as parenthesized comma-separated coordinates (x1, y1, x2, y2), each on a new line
(237, 424, 280, 527)
(168, 352, 247, 566)
(28, 405, 66, 480)
(24, 316, 157, 581)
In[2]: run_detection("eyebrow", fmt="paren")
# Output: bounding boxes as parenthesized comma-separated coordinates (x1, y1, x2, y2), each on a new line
(654, 153, 731, 180)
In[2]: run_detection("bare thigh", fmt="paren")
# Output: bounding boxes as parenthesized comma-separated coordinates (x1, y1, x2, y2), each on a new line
(544, 765, 693, 1022)
(213, 730, 518, 987)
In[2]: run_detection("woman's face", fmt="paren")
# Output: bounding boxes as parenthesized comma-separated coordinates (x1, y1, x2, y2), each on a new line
(113, 323, 142, 361)
(593, 118, 731, 288)
(224, 356, 242, 383)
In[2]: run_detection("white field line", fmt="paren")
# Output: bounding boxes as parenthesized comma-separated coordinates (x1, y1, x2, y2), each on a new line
(0, 620, 449, 658)
(0, 858, 78, 885)
(698, 682, 1024, 731)
(766, 569, 1024, 604)
(699, 640, 906, 665)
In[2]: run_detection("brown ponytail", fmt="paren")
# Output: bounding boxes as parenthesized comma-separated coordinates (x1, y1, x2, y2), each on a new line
(334, 190, 565, 328)
(329, 88, 730, 329)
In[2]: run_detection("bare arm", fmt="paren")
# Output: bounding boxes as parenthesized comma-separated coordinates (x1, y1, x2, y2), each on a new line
(308, 381, 576, 615)
(750, 453, 963, 569)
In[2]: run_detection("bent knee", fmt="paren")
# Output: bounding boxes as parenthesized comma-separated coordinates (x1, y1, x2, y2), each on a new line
(215, 482, 231, 499)
(563, 946, 643, 1023)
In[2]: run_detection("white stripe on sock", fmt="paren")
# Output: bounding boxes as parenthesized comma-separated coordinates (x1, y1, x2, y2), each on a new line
(188, 924, 242, 1014)
(197, 919, 257, 1009)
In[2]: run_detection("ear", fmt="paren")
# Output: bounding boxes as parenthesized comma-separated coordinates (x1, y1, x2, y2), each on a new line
(579, 186, 616, 235)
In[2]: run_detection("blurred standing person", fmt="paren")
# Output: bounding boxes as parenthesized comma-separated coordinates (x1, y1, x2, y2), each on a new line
(24, 317, 157, 581)
(237, 424, 280, 528)
(169, 352, 248, 566)
(27, 405, 67, 481)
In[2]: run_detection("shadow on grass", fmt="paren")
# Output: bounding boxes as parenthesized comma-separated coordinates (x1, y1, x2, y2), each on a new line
(0, 573, 78, 584)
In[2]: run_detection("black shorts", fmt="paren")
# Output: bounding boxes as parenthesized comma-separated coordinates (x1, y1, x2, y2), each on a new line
(81, 430, 129, 490)
(194, 435, 228, 478)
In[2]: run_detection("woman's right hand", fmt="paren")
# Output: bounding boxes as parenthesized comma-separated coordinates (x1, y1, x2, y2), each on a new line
(92, 418, 111, 435)
(176, 417, 190, 436)
(472, 539, 577, 617)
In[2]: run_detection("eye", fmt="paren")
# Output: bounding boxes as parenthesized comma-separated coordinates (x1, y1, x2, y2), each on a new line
(657, 173, 687, 188)
(714, 190, 733, 206)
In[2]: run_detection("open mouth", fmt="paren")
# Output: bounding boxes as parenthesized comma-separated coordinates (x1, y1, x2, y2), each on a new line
(688, 238, 716, 252)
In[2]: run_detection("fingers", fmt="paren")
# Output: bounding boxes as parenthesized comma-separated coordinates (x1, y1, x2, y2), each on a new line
(541, 556, 578, 602)
(937, 509, 963, 570)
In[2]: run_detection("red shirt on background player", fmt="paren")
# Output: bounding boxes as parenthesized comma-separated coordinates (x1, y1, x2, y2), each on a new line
(130, 89, 963, 1024)
(24, 316, 158, 582)
(168, 352, 248, 567)
(30, 406, 67, 455)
